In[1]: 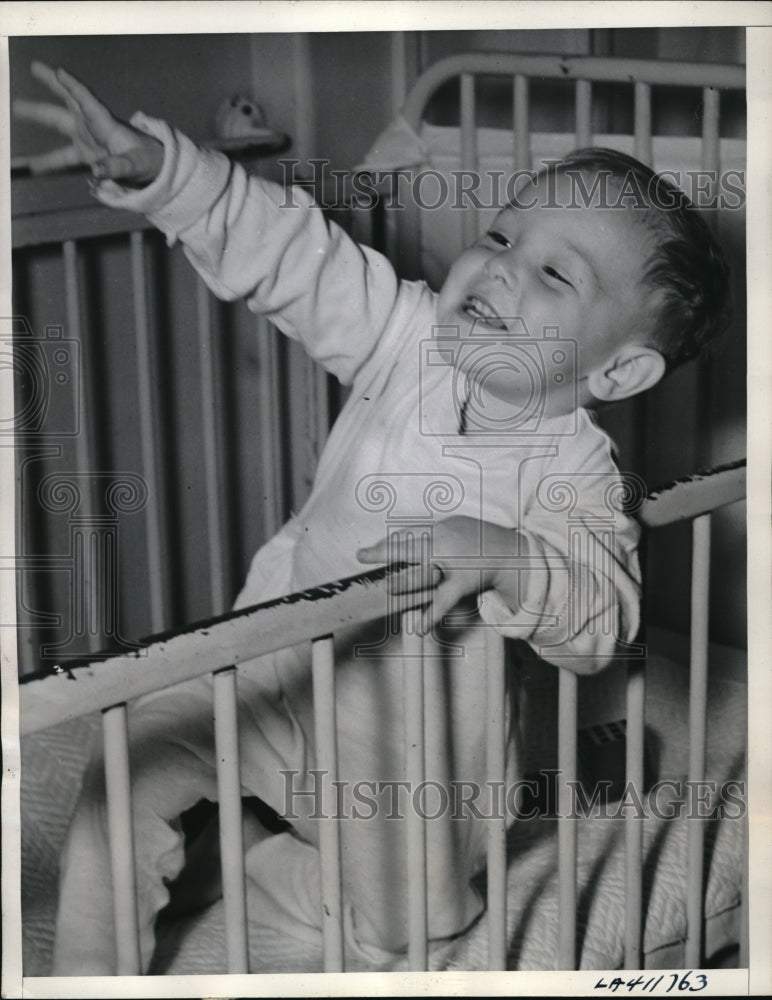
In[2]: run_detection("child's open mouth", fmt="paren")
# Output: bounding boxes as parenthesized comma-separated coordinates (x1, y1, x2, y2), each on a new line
(462, 295, 508, 331)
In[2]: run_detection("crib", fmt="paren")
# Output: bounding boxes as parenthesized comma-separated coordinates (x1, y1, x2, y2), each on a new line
(11, 50, 747, 982)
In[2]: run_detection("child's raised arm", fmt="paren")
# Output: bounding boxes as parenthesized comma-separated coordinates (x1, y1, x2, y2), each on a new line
(14, 62, 163, 184)
(16, 63, 402, 384)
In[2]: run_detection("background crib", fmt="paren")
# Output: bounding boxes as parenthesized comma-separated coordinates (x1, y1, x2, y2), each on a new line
(11, 40, 748, 980)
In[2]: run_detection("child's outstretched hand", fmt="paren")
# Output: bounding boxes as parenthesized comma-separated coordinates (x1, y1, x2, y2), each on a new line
(358, 515, 521, 636)
(13, 62, 164, 184)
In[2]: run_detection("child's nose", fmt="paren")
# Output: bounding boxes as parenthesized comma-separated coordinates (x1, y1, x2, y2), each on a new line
(483, 248, 519, 287)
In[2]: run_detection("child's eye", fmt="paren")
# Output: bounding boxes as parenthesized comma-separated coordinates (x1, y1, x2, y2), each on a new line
(542, 265, 574, 288)
(485, 230, 511, 249)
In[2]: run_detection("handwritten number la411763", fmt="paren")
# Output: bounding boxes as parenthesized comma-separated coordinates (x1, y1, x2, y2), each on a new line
(594, 972, 708, 993)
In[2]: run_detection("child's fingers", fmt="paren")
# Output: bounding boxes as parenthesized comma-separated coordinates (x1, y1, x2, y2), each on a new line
(13, 100, 76, 137)
(30, 62, 118, 145)
(25, 145, 82, 175)
(356, 542, 387, 564)
(54, 67, 119, 138)
(91, 152, 146, 181)
(30, 61, 73, 104)
(387, 562, 443, 595)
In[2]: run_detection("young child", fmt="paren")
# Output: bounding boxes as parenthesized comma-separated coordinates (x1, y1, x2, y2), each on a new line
(17, 63, 730, 974)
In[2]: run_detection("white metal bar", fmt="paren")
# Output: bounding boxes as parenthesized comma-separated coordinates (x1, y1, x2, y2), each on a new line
(624, 659, 646, 967)
(391, 31, 408, 115)
(311, 635, 345, 971)
(350, 196, 375, 249)
(403, 601, 427, 970)
(21, 565, 422, 735)
(697, 85, 721, 468)
(256, 316, 284, 540)
(739, 812, 749, 967)
(513, 74, 530, 170)
(401, 53, 744, 131)
(685, 513, 711, 966)
(292, 34, 317, 164)
(633, 81, 653, 165)
(575, 79, 592, 147)
(213, 667, 249, 973)
(557, 668, 578, 969)
(130, 231, 166, 633)
(195, 278, 226, 614)
(63, 239, 99, 653)
(305, 358, 329, 478)
(460, 72, 478, 246)
(102, 703, 141, 975)
(701, 86, 721, 178)
(485, 628, 507, 970)
(638, 461, 746, 529)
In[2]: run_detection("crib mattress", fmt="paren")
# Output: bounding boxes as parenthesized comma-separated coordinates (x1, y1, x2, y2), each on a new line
(19, 649, 746, 976)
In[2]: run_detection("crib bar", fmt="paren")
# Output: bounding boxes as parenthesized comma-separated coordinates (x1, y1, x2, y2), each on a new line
(685, 513, 711, 966)
(63, 239, 99, 653)
(391, 31, 409, 116)
(292, 34, 317, 165)
(401, 54, 744, 132)
(195, 279, 226, 614)
(21, 566, 425, 735)
(403, 606, 427, 970)
(638, 460, 746, 528)
(213, 667, 249, 973)
(350, 195, 375, 250)
(460, 73, 478, 246)
(304, 355, 321, 478)
(485, 628, 508, 970)
(575, 79, 593, 148)
(557, 668, 578, 969)
(624, 659, 646, 967)
(311, 635, 345, 972)
(513, 74, 530, 170)
(739, 813, 749, 967)
(256, 316, 285, 539)
(701, 86, 721, 240)
(398, 179, 423, 280)
(633, 82, 653, 165)
(701, 86, 721, 174)
(102, 703, 141, 975)
(130, 231, 166, 633)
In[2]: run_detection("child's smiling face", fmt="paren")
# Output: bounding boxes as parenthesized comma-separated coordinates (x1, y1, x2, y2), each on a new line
(437, 170, 659, 417)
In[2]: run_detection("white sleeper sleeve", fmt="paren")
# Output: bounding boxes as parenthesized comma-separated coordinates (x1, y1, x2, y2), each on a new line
(479, 423, 642, 674)
(96, 114, 400, 385)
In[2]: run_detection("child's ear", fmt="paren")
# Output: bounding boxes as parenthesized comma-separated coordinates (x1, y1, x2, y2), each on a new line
(587, 345, 666, 403)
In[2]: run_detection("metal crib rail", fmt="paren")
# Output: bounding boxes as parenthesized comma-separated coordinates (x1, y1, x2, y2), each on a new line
(21, 458, 746, 974)
(401, 53, 745, 134)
